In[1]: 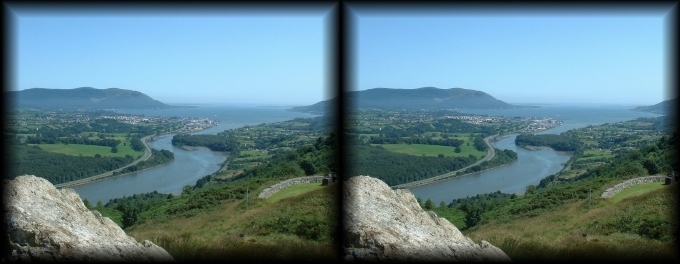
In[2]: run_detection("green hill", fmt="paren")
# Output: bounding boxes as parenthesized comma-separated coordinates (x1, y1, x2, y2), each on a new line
(631, 97, 677, 115)
(7, 87, 185, 110)
(290, 87, 516, 113)
(93, 131, 340, 261)
(430, 131, 679, 261)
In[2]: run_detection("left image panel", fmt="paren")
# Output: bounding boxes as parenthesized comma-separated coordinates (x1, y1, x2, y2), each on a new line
(4, 3, 339, 261)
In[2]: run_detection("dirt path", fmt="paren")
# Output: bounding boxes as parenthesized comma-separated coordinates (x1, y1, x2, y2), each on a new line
(391, 134, 498, 189)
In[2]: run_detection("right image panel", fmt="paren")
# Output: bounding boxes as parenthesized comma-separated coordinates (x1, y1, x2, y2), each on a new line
(342, 4, 678, 261)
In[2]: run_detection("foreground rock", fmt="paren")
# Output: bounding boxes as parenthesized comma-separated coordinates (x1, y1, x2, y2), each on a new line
(343, 176, 511, 262)
(3, 175, 174, 261)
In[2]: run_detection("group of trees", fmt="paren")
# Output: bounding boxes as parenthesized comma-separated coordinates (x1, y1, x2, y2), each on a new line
(129, 136, 145, 151)
(346, 142, 478, 186)
(8, 144, 134, 184)
(515, 133, 582, 152)
(574, 133, 677, 180)
(368, 134, 465, 147)
(234, 130, 337, 181)
(172, 133, 240, 152)
(25, 135, 121, 148)
(104, 191, 169, 228)
(116, 149, 174, 174)
(464, 148, 518, 174)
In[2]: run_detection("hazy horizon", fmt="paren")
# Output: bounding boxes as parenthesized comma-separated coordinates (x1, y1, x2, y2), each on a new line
(8, 4, 333, 106)
(8, 3, 677, 107)
(353, 5, 676, 106)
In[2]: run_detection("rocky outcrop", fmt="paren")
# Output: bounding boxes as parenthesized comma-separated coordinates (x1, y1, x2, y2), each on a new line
(3, 175, 174, 261)
(343, 176, 511, 262)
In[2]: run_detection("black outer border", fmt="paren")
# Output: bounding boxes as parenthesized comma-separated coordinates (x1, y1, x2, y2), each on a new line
(2, 0, 679, 262)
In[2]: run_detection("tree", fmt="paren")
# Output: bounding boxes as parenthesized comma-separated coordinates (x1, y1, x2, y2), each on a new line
(120, 204, 139, 229)
(643, 159, 660, 175)
(424, 198, 435, 210)
(111, 146, 118, 153)
(182, 185, 193, 195)
(525, 184, 537, 195)
(83, 199, 92, 209)
(459, 202, 483, 228)
(439, 201, 447, 208)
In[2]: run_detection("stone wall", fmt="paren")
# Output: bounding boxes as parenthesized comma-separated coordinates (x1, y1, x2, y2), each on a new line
(257, 176, 324, 199)
(601, 176, 667, 199)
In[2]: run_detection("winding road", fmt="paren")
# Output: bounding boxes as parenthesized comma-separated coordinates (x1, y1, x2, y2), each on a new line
(391, 134, 498, 189)
(54, 135, 154, 189)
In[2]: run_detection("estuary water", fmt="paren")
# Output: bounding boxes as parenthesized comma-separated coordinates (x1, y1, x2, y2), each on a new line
(409, 104, 662, 205)
(71, 105, 318, 204)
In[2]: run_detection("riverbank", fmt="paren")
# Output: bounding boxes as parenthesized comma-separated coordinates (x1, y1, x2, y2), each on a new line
(392, 134, 499, 189)
(394, 126, 570, 190)
(56, 129, 214, 189)
(519, 145, 575, 155)
(56, 162, 170, 189)
(55, 135, 154, 188)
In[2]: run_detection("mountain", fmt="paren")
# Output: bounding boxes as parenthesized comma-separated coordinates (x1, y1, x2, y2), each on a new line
(631, 97, 677, 115)
(7, 87, 184, 110)
(290, 87, 515, 113)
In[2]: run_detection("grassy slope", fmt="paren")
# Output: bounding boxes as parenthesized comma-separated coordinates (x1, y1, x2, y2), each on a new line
(463, 183, 678, 261)
(125, 182, 339, 261)
(266, 182, 326, 203)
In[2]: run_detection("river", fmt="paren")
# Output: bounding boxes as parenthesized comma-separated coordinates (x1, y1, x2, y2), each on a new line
(72, 134, 226, 204)
(408, 105, 662, 205)
(71, 105, 318, 204)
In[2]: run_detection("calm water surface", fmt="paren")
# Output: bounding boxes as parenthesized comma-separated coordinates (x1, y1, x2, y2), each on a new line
(72, 134, 226, 204)
(409, 105, 661, 205)
(72, 105, 318, 204)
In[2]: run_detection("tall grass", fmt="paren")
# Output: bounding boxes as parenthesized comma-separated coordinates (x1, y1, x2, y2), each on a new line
(489, 235, 677, 261)
(465, 182, 679, 261)
(152, 234, 338, 261)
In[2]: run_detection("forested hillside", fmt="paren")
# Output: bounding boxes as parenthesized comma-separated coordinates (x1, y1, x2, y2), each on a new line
(8, 143, 134, 184)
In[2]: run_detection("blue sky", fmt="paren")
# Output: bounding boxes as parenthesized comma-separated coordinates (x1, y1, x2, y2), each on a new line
(8, 5, 331, 106)
(352, 5, 676, 106)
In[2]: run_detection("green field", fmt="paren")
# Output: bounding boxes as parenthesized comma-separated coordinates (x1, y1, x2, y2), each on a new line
(30, 141, 143, 158)
(377, 143, 485, 158)
(609, 182, 668, 203)
(266, 182, 326, 203)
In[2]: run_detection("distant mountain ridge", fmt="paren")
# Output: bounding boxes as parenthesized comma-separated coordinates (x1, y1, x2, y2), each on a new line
(631, 97, 677, 115)
(290, 87, 516, 113)
(7, 87, 185, 110)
